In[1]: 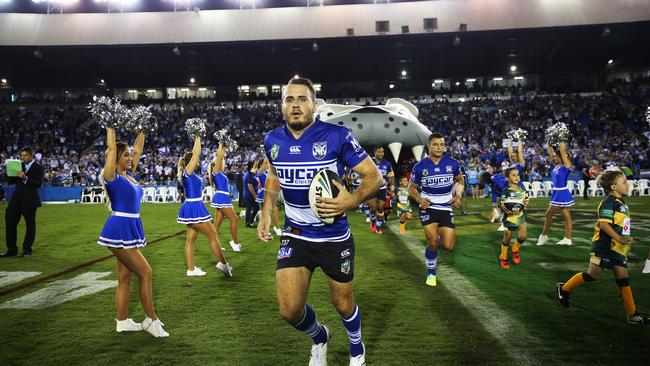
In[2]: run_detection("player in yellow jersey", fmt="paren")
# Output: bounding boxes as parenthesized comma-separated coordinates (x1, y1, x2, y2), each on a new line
(556, 169, 649, 325)
(396, 176, 413, 235)
(497, 167, 529, 269)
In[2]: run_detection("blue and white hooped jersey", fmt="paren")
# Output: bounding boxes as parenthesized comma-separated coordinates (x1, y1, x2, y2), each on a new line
(374, 158, 393, 190)
(410, 155, 461, 212)
(552, 164, 571, 190)
(264, 119, 368, 242)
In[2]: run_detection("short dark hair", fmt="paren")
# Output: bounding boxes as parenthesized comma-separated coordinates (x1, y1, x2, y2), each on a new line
(284, 77, 315, 99)
(374, 145, 384, 152)
(19, 147, 33, 155)
(247, 161, 255, 171)
(504, 167, 518, 179)
(428, 133, 444, 143)
(597, 170, 624, 193)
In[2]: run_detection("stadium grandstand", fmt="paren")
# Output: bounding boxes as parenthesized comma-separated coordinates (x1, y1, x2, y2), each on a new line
(1, 1, 649, 365)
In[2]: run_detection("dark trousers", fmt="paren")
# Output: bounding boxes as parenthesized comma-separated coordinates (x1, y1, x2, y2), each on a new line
(5, 205, 37, 254)
(245, 196, 259, 226)
(238, 186, 245, 207)
(582, 177, 590, 199)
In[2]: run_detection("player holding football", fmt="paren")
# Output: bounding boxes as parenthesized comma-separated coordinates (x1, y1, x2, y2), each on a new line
(258, 77, 381, 366)
(497, 167, 529, 269)
(408, 133, 465, 287)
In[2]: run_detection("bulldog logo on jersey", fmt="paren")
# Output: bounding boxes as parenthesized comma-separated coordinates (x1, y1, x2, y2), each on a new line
(312, 141, 327, 160)
(446, 165, 453, 173)
(270, 144, 280, 160)
(422, 169, 428, 176)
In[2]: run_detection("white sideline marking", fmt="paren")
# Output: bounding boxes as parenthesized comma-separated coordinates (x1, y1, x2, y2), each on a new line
(0, 271, 42, 288)
(538, 262, 643, 271)
(0, 272, 117, 310)
(388, 221, 551, 366)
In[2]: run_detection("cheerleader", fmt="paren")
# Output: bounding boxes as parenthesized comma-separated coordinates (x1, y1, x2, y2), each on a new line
(537, 141, 574, 246)
(177, 136, 233, 277)
(209, 143, 241, 252)
(255, 157, 282, 236)
(97, 128, 168, 337)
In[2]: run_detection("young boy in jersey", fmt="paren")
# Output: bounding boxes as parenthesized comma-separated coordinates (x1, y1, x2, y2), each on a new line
(556, 170, 649, 325)
(498, 167, 529, 269)
(396, 176, 413, 235)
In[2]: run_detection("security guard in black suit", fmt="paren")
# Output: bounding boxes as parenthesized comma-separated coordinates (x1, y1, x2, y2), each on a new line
(2, 147, 44, 257)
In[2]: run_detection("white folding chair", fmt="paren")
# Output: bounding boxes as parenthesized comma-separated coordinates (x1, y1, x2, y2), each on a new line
(92, 187, 104, 203)
(164, 186, 178, 202)
(627, 180, 638, 197)
(543, 181, 554, 196)
(155, 187, 168, 203)
(577, 180, 585, 197)
(81, 188, 93, 203)
(568, 181, 578, 195)
(142, 187, 156, 202)
(531, 181, 545, 197)
(588, 180, 604, 197)
(638, 179, 650, 196)
(202, 186, 213, 202)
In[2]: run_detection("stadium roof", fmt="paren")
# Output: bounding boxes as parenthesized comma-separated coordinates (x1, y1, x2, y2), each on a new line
(1, 0, 418, 14)
(0, 21, 648, 88)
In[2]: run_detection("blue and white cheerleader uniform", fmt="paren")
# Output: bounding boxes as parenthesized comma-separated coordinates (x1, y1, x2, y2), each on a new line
(549, 164, 574, 207)
(255, 171, 267, 204)
(97, 172, 146, 248)
(177, 170, 212, 224)
(210, 171, 233, 209)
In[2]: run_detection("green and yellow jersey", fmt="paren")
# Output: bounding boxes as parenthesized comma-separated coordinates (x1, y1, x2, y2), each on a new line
(591, 194, 631, 258)
(500, 186, 528, 228)
(397, 187, 412, 213)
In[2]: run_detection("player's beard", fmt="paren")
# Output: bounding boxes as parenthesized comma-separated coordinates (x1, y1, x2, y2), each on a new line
(287, 115, 314, 131)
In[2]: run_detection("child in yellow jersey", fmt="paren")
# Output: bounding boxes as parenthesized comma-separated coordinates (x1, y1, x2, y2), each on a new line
(397, 176, 412, 235)
(556, 169, 649, 325)
(497, 167, 529, 269)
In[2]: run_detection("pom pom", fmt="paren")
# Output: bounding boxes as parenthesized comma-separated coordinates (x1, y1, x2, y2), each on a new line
(212, 129, 239, 154)
(185, 118, 207, 139)
(125, 105, 157, 132)
(88, 96, 129, 130)
(506, 128, 528, 142)
(257, 144, 266, 159)
(545, 122, 571, 146)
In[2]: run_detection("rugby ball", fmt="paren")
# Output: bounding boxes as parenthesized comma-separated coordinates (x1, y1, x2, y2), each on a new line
(309, 169, 344, 224)
(503, 199, 524, 215)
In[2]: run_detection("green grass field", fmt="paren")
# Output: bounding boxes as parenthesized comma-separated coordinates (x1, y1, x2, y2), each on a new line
(1, 197, 649, 365)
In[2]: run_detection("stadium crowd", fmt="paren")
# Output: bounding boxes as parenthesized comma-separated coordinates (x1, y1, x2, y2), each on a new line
(1, 82, 648, 193)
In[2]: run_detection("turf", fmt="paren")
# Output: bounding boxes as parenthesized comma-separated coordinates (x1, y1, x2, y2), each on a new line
(0, 197, 649, 365)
